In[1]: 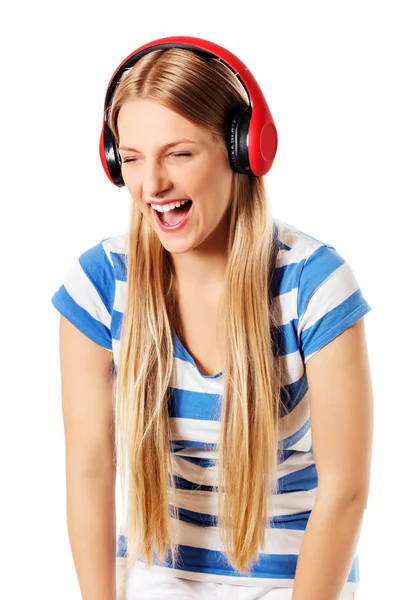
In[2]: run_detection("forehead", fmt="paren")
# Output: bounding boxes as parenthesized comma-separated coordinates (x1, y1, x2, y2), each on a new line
(117, 99, 209, 149)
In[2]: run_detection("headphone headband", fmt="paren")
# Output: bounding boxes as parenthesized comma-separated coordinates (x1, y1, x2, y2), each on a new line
(99, 36, 278, 186)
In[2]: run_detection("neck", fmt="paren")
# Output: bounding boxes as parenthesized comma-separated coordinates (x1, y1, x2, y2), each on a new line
(170, 211, 229, 288)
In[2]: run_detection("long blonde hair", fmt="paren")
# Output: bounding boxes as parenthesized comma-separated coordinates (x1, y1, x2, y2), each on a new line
(107, 47, 289, 575)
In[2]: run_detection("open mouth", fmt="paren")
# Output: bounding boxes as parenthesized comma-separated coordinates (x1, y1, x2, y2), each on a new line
(153, 199, 193, 227)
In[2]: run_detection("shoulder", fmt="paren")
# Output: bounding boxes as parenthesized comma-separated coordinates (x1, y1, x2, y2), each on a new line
(81, 232, 128, 266)
(273, 216, 364, 306)
(273, 217, 332, 271)
(53, 231, 128, 314)
(75, 232, 128, 285)
(101, 232, 128, 258)
(50, 232, 128, 351)
(100, 232, 128, 282)
(272, 219, 372, 365)
(272, 217, 336, 303)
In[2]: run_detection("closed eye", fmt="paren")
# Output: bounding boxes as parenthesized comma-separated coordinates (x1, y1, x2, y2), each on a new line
(122, 152, 192, 164)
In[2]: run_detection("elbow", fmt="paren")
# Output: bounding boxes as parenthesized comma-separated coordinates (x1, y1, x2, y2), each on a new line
(316, 485, 370, 511)
(350, 488, 370, 509)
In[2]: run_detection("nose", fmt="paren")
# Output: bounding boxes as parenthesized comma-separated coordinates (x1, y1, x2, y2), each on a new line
(142, 158, 172, 198)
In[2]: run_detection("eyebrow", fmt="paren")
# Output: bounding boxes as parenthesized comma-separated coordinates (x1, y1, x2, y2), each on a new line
(118, 139, 198, 152)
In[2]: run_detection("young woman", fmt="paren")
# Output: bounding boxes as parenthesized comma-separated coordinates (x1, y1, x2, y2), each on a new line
(51, 37, 373, 600)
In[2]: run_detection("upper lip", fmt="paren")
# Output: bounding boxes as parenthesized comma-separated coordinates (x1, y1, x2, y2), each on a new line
(146, 198, 191, 206)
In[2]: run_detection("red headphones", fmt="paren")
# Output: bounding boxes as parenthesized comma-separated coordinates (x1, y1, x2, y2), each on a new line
(99, 36, 278, 187)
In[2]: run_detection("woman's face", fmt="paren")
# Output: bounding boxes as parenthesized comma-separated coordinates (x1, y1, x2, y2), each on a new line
(117, 99, 233, 256)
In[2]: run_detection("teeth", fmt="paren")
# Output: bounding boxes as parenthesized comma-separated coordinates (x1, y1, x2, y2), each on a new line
(150, 199, 190, 213)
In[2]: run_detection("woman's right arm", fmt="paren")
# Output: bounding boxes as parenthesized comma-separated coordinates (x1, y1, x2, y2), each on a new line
(59, 314, 117, 600)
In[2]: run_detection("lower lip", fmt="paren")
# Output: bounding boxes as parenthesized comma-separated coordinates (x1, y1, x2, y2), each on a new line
(152, 202, 194, 233)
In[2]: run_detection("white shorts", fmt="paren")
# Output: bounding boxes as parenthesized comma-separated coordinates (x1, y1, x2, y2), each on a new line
(121, 562, 356, 600)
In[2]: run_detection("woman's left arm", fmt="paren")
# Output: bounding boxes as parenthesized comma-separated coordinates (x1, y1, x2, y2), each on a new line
(292, 317, 374, 600)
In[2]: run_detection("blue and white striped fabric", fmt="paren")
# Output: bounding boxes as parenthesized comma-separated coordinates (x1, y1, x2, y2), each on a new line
(50, 218, 371, 594)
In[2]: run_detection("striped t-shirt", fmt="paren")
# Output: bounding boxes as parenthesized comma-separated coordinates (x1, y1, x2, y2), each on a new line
(50, 217, 372, 594)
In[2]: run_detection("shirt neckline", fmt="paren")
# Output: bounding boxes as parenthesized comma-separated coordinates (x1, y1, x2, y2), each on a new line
(172, 330, 223, 379)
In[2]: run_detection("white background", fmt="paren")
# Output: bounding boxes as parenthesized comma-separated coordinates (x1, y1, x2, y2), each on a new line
(1, 1, 397, 598)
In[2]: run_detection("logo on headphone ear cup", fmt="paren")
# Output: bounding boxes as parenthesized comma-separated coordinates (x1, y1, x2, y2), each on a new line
(229, 107, 252, 174)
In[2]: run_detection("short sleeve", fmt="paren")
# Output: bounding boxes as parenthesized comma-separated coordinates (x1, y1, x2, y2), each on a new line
(296, 244, 372, 364)
(50, 239, 116, 351)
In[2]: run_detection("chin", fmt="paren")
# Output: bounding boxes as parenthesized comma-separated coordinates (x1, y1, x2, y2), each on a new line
(156, 235, 196, 254)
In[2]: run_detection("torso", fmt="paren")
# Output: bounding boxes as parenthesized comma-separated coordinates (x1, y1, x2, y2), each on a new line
(175, 283, 223, 377)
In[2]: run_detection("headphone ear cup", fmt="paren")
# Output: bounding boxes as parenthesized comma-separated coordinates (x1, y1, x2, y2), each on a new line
(228, 107, 252, 174)
(104, 124, 124, 187)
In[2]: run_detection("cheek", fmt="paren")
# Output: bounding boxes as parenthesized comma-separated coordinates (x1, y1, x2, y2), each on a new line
(120, 173, 144, 206)
(121, 169, 139, 189)
(124, 185, 150, 217)
(189, 161, 225, 197)
(202, 168, 232, 206)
